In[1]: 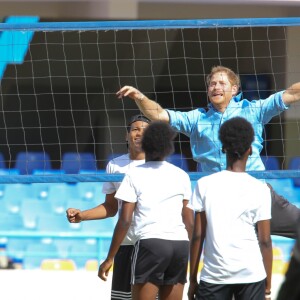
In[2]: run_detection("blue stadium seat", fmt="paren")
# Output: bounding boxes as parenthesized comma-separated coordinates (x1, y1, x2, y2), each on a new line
(0, 152, 6, 169)
(61, 152, 97, 174)
(261, 156, 280, 170)
(36, 214, 78, 232)
(0, 168, 19, 175)
(76, 182, 96, 201)
(76, 181, 105, 202)
(92, 183, 106, 203)
(52, 238, 81, 259)
(23, 242, 59, 269)
(31, 183, 50, 200)
(6, 238, 42, 263)
(47, 183, 79, 214)
(0, 212, 24, 230)
(14, 151, 52, 175)
(69, 238, 98, 269)
(2, 184, 33, 214)
(166, 153, 189, 171)
(66, 199, 99, 212)
(80, 217, 116, 234)
(21, 198, 52, 229)
(288, 156, 300, 186)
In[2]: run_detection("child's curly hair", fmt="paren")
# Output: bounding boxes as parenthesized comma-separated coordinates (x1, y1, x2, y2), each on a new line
(219, 117, 254, 159)
(142, 121, 177, 161)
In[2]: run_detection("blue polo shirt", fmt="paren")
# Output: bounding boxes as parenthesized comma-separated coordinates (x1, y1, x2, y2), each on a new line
(167, 91, 288, 172)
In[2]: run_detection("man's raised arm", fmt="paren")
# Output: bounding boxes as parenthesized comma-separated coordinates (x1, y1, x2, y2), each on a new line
(283, 82, 300, 105)
(116, 85, 170, 122)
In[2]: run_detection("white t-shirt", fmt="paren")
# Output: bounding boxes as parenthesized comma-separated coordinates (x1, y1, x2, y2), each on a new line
(115, 161, 192, 242)
(102, 153, 145, 245)
(191, 170, 271, 284)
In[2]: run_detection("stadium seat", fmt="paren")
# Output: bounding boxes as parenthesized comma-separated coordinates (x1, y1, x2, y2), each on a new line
(14, 151, 52, 175)
(4, 184, 27, 204)
(47, 183, 78, 214)
(92, 183, 106, 203)
(66, 199, 98, 212)
(75, 182, 96, 201)
(85, 259, 98, 271)
(261, 155, 280, 170)
(288, 156, 300, 186)
(166, 153, 189, 171)
(0, 212, 24, 230)
(69, 238, 98, 269)
(61, 152, 97, 174)
(80, 216, 116, 233)
(272, 246, 289, 275)
(23, 242, 59, 269)
(0, 168, 19, 175)
(21, 198, 52, 229)
(76, 181, 105, 202)
(265, 178, 295, 201)
(6, 238, 41, 263)
(0, 197, 22, 215)
(41, 259, 76, 271)
(52, 238, 81, 258)
(0, 152, 6, 169)
(31, 183, 50, 200)
(36, 214, 79, 232)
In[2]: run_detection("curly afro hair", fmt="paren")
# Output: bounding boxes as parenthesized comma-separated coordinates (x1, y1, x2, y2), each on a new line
(219, 117, 254, 159)
(142, 121, 177, 161)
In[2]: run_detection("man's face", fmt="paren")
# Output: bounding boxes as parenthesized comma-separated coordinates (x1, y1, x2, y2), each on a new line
(127, 120, 149, 153)
(207, 72, 238, 111)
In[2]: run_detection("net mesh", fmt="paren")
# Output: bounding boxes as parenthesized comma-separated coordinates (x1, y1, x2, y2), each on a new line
(0, 18, 299, 182)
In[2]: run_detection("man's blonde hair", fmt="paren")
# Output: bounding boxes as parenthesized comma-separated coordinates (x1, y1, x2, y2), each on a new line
(206, 66, 240, 90)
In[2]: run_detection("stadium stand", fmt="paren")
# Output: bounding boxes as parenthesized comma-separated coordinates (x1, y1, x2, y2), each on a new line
(61, 152, 97, 174)
(261, 155, 280, 170)
(15, 151, 52, 175)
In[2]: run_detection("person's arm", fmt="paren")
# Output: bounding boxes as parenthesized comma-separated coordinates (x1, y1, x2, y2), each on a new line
(282, 82, 300, 105)
(257, 219, 273, 297)
(116, 85, 170, 122)
(182, 199, 194, 241)
(98, 201, 135, 281)
(188, 211, 206, 300)
(66, 192, 118, 223)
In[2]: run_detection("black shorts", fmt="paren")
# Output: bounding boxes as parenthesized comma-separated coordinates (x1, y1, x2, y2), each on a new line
(196, 279, 265, 300)
(131, 238, 189, 285)
(111, 245, 134, 300)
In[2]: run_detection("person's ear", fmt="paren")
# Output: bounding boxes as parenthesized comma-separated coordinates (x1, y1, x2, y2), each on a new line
(232, 85, 238, 96)
(249, 146, 252, 156)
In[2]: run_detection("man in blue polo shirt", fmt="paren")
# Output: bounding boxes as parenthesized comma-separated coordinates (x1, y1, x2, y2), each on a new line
(116, 65, 300, 238)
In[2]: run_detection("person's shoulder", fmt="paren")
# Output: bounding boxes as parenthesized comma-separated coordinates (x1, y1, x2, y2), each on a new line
(197, 171, 220, 185)
(163, 161, 190, 177)
(106, 154, 132, 172)
(108, 153, 129, 164)
(245, 173, 269, 190)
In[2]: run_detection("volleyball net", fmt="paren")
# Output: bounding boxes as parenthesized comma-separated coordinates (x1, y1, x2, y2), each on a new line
(0, 17, 300, 183)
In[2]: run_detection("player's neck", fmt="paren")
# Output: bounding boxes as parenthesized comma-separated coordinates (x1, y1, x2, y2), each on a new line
(129, 151, 145, 161)
(226, 156, 248, 172)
